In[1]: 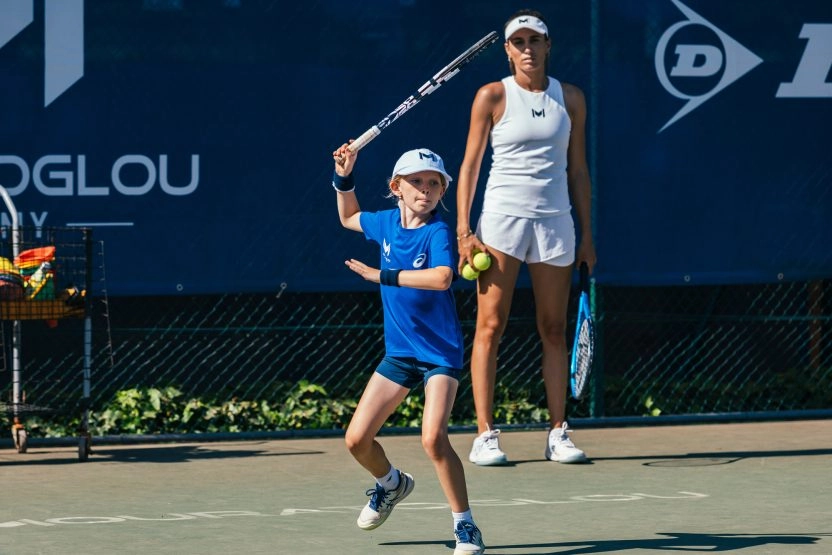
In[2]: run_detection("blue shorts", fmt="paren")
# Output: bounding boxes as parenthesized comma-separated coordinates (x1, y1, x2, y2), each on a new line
(375, 356, 461, 389)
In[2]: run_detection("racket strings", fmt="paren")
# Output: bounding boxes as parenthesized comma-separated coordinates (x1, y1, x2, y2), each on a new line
(577, 320, 594, 367)
(573, 320, 595, 396)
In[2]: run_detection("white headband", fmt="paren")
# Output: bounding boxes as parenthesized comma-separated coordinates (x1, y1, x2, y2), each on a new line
(504, 15, 548, 41)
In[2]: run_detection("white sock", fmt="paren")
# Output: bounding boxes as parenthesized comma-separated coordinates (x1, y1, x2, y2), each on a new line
(452, 509, 473, 527)
(376, 465, 400, 492)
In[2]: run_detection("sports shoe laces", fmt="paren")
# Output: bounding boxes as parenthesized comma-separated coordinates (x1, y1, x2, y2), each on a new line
(455, 521, 481, 544)
(557, 435, 576, 448)
(483, 435, 501, 451)
(553, 423, 576, 448)
(480, 427, 501, 448)
(366, 483, 395, 511)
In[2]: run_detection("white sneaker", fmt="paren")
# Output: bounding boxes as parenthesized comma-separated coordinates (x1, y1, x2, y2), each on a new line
(544, 421, 587, 463)
(453, 520, 485, 555)
(356, 471, 414, 530)
(469, 426, 508, 466)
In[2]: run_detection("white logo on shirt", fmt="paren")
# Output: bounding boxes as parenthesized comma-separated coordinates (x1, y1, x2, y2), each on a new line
(383, 239, 391, 262)
(413, 253, 426, 268)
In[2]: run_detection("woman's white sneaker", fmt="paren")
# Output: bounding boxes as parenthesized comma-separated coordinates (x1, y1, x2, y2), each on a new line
(544, 421, 587, 463)
(469, 426, 508, 466)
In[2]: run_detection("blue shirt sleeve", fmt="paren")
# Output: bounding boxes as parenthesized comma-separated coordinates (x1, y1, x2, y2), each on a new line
(428, 221, 455, 269)
(360, 211, 381, 244)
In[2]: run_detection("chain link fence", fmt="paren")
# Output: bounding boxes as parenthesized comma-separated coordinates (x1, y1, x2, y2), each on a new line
(2, 268, 830, 437)
(596, 281, 831, 416)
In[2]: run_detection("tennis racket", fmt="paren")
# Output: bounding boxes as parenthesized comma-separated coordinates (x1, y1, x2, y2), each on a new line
(338, 31, 499, 162)
(570, 262, 595, 400)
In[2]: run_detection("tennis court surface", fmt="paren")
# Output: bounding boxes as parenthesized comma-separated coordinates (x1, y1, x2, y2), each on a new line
(2, 419, 830, 554)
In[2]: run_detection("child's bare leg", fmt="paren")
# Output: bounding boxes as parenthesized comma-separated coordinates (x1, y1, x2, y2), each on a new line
(345, 372, 409, 477)
(422, 374, 469, 512)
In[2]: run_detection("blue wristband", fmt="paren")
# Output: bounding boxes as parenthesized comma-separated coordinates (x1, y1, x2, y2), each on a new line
(332, 170, 355, 193)
(379, 269, 401, 287)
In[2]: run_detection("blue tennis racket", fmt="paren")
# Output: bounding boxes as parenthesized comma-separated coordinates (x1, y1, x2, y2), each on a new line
(570, 262, 595, 400)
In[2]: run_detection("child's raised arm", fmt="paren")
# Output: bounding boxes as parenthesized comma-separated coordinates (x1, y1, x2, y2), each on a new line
(332, 141, 362, 232)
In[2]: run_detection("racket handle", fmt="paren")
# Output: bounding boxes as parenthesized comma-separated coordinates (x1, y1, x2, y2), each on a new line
(579, 261, 589, 290)
(350, 126, 381, 152)
(336, 126, 381, 165)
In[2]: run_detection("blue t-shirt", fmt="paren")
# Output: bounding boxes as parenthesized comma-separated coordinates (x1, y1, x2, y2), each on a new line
(360, 209, 463, 369)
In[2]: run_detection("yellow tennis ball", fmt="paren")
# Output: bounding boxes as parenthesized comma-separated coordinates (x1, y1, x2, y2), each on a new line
(461, 264, 480, 281)
(473, 252, 491, 271)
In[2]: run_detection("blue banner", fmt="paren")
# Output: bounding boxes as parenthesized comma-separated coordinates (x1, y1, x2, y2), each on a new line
(598, 0, 832, 285)
(0, 1, 829, 293)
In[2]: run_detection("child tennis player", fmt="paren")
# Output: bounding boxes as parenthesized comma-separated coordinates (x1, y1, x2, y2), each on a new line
(331, 142, 485, 555)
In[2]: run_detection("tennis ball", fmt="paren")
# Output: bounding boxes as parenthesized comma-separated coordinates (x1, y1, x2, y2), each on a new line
(473, 252, 491, 271)
(461, 263, 480, 281)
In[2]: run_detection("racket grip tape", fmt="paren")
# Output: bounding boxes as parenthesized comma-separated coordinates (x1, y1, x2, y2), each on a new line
(579, 261, 589, 290)
(349, 126, 381, 153)
(336, 126, 381, 165)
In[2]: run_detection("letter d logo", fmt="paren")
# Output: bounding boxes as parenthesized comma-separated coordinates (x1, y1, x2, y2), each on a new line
(655, 0, 762, 133)
(0, 0, 84, 107)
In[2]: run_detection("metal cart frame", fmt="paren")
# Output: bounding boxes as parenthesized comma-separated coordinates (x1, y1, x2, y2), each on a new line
(0, 187, 93, 461)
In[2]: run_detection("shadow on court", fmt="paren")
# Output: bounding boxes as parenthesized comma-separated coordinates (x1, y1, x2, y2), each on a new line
(472, 446, 832, 468)
(0, 442, 323, 466)
(383, 532, 827, 554)
(593, 447, 832, 465)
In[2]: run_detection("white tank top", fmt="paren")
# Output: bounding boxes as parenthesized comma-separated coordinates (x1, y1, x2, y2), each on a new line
(484, 76, 572, 217)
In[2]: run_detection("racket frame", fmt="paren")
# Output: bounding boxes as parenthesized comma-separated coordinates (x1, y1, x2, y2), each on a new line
(570, 262, 595, 400)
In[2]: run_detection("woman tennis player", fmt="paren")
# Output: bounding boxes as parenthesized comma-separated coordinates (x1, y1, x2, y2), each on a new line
(457, 9, 598, 466)
(331, 143, 485, 555)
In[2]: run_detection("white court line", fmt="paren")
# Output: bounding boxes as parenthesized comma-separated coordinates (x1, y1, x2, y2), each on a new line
(0, 492, 710, 528)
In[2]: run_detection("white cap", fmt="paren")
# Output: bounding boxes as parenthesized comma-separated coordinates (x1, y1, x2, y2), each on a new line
(392, 148, 453, 182)
(504, 15, 548, 41)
